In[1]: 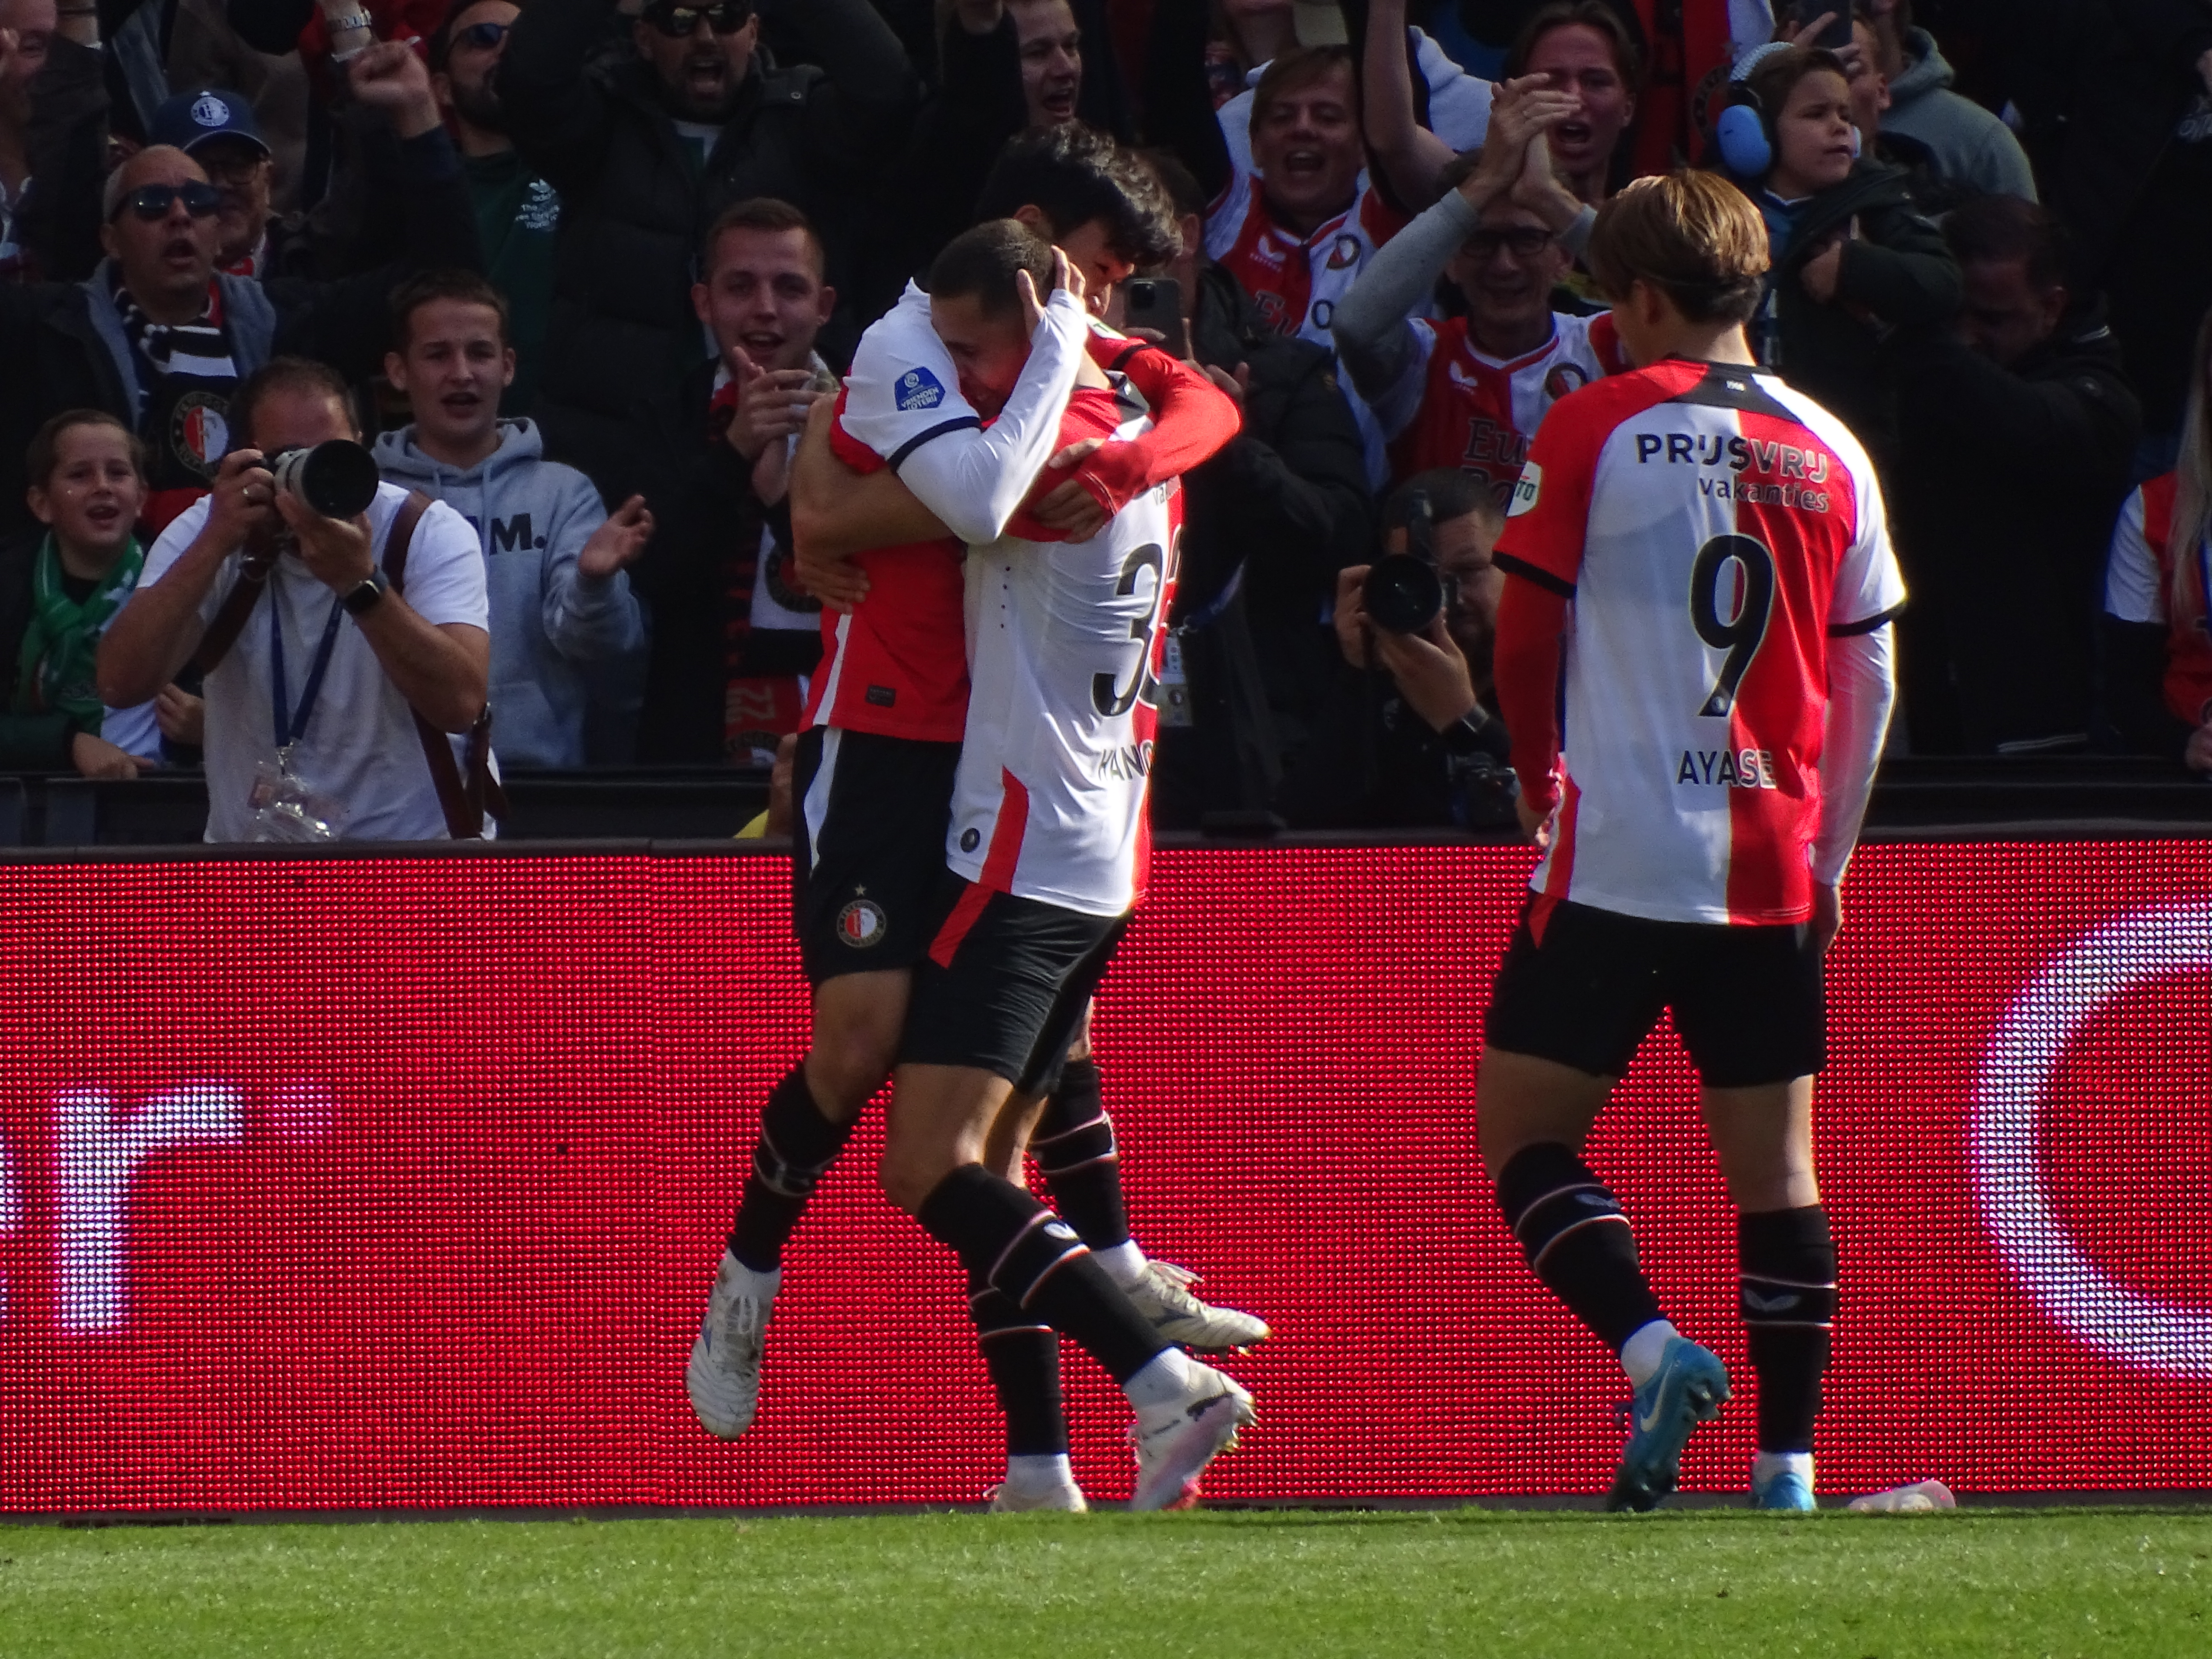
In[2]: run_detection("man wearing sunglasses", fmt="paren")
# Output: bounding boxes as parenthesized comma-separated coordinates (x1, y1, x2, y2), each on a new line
(1330, 76, 1628, 504)
(0, 41, 486, 545)
(429, 0, 559, 415)
(498, 0, 917, 507)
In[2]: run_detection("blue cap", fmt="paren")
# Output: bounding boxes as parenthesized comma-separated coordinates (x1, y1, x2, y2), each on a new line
(149, 89, 271, 158)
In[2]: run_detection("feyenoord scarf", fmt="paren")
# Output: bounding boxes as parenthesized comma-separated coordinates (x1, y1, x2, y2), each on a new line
(15, 532, 145, 732)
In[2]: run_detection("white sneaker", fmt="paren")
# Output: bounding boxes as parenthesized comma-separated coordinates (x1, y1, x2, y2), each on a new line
(1123, 1261, 1271, 1353)
(1128, 1359, 1255, 1512)
(987, 1477, 1090, 1513)
(685, 1250, 778, 1440)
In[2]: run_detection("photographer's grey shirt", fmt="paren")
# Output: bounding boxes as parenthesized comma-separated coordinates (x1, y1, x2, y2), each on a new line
(142, 483, 492, 841)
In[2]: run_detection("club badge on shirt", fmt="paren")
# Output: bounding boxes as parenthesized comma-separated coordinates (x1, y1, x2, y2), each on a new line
(895, 367, 946, 412)
(169, 391, 228, 480)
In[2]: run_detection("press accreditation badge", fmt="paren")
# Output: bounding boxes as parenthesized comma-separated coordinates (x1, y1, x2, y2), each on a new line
(1155, 633, 1193, 729)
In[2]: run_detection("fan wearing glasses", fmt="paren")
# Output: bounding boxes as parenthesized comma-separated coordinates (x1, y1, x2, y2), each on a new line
(1331, 75, 1629, 504)
(0, 39, 486, 546)
(429, 0, 560, 415)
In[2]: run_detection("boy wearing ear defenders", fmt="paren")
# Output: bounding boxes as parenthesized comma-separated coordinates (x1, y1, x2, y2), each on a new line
(1709, 44, 1959, 469)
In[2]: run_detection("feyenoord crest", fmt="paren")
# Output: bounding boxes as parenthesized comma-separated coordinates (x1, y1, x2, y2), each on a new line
(1544, 362, 1590, 401)
(835, 896, 888, 949)
(1325, 233, 1362, 271)
(169, 390, 229, 480)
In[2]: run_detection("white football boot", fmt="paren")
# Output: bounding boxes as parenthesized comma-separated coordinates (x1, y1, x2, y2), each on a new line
(1123, 1261, 1271, 1353)
(686, 1249, 778, 1439)
(987, 1476, 1091, 1513)
(1128, 1360, 1255, 1511)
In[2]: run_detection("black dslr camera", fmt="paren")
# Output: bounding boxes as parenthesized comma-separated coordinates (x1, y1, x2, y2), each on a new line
(1363, 488, 1444, 634)
(266, 439, 380, 519)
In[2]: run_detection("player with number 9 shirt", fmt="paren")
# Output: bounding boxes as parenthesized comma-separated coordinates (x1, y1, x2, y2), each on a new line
(1478, 172, 1904, 1514)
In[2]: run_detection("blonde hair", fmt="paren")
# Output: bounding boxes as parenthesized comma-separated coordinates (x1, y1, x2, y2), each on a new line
(1586, 172, 1770, 324)
(2171, 307, 2212, 623)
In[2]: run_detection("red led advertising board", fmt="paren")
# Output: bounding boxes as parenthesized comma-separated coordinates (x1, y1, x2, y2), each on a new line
(0, 841, 2206, 1509)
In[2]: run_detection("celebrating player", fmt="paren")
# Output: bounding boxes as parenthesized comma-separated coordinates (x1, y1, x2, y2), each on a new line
(1479, 172, 1903, 1513)
(687, 129, 1257, 1512)
(838, 220, 1249, 1511)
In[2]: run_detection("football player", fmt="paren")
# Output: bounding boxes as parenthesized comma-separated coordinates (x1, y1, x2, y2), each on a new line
(1481, 171, 1902, 1513)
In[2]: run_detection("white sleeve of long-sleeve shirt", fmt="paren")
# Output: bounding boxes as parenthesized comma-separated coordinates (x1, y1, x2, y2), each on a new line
(1812, 623, 1896, 886)
(839, 284, 1089, 546)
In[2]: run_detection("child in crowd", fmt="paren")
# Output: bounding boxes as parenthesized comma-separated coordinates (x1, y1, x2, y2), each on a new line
(1, 410, 197, 777)
(1713, 44, 1959, 465)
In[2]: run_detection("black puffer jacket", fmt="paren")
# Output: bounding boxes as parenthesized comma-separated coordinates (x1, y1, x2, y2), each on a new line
(1888, 304, 2144, 753)
(1731, 160, 1962, 467)
(501, 0, 918, 504)
(1150, 262, 1376, 825)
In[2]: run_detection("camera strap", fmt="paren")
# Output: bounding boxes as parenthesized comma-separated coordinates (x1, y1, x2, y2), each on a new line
(193, 547, 279, 675)
(383, 491, 509, 840)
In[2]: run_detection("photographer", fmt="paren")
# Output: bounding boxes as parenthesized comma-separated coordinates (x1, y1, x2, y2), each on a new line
(1274, 469, 1516, 830)
(98, 357, 494, 841)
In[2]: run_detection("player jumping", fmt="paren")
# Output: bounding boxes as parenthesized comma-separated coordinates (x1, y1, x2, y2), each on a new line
(687, 131, 1258, 1511)
(1481, 172, 1903, 1513)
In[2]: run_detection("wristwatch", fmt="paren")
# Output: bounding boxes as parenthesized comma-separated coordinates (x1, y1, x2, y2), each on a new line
(341, 569, 389, 616)
(325, 8, 374, 31)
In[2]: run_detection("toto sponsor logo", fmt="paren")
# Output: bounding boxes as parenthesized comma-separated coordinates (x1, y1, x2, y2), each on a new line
(1970, 901, 2212, 1378)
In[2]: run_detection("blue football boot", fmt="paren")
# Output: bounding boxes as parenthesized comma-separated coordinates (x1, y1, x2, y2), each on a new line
(1751, 1466, 1817, 1512)
(1605, 1336, 1731, 1512)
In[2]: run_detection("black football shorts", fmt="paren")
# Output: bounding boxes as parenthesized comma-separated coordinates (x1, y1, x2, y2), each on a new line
(791, 727, 962, 986)
(1483, 894, 1828, 1087)
(900, 874, 1129, 1097)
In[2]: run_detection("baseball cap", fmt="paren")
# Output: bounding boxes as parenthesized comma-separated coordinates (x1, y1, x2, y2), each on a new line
(149, 90, 272, 159)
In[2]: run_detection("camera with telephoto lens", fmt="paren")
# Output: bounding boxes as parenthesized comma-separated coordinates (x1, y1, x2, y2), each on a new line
(265, 439, 380, 520)
(1363, 489, 1444, 634)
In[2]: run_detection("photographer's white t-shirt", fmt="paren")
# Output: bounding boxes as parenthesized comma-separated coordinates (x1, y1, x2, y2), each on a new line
(142, 483, 492, 841)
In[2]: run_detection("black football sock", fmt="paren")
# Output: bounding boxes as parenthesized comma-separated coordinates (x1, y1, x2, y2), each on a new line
(916, 1164, 1166, 1385)
(1738, 1205, 1837, 1453)
(1495, 1142, 1665, 1352)
(1030, 1057, 1133, 1250)
(726, 1065, 858, 1273)
(969, 1268, 1069, 1458)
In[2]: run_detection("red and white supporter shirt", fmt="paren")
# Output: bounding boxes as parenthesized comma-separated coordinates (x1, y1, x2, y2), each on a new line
(1377, 311, 1630, 501)
(1205, 169, 1406, 348)
(2104, 470, 2212, 728)
(1494, 358, 1905, 926)
(807, 282, 1092, 743)
(945, 385, 1182, 920)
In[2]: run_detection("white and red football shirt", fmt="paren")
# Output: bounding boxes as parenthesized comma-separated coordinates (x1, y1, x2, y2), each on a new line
(1378, 311, 1630, 501)
(2105, 470, 2212, 726)
(1494, 358, 1906, 927)
(942, 385, 1182, 920)
(1204, 171, 1406, 348)
(806, 283, 1090, 742)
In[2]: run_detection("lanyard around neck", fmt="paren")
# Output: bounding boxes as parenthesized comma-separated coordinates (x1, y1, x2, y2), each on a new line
(270, 582, 346, 750)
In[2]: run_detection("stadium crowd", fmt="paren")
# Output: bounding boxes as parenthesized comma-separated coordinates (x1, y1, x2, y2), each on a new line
(0, 0, 2206, 835)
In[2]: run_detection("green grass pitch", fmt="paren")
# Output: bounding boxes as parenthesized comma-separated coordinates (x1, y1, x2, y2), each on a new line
(4, 1508, 2208, 1657)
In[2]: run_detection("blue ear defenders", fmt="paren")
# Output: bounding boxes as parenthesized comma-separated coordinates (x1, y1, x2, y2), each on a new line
(1715, 87, 1774, 177)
